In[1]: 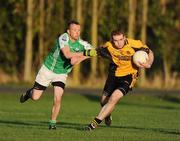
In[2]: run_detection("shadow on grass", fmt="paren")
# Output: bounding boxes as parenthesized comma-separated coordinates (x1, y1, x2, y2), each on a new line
(0, 119, 86, 130)
(157, 95, 180, 104)
(56, 121, 87, 130)
(120, 101, 180, 110)
(0, 119, 47, 129)
(102, 124, 180, 136)
(40, 121, 180, 136)
(50, 121, 180, 136)
(82, 94, 100, 102)
(0, 119, 179, 136)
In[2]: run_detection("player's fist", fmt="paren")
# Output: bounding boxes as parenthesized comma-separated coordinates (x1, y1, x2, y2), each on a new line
(83, 49, 97, 57)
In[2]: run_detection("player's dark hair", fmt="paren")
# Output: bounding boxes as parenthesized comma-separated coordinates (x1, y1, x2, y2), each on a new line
(110, 29, 125, 42)
(67, 20, 80, 28)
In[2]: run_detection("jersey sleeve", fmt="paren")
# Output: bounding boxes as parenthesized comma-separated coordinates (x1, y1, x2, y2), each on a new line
(96, 42, 112, 61)
(128, 38, 150, 53)
(79, 39, 92, 50)
(58, 33, 69, 49)
(128, 38, 148, 48)
(102, 41, 111, 48)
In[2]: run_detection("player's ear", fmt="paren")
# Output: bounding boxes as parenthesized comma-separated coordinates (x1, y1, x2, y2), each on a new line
(67, 29, 70, 34)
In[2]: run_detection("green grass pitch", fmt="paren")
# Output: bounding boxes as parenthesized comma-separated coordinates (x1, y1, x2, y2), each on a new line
(0, 90, 180, 141)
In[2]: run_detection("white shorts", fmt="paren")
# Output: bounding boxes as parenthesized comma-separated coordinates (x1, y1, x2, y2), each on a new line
(35, 65, 68, 87)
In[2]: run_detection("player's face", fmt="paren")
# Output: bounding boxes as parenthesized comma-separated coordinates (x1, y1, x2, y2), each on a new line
(68, 24, 81, 41)
(112, 34, 126, 49)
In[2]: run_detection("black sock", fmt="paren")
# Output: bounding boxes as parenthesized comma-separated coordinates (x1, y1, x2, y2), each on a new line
(94, 118, 102, 124)
(88, 117, 102, 130)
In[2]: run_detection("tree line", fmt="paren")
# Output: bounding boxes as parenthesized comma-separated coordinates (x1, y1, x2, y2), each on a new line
(0, 0, 179, 89)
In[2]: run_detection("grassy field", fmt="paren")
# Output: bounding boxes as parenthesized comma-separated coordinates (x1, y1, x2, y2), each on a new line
(0, 90, 180, 141)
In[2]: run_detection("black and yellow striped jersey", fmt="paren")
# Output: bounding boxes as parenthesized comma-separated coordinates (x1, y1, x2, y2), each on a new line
(97, 38, 149, 77)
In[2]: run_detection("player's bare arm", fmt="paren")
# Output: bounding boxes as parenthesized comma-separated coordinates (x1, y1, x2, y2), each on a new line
(61, 46, 84, 59)
(70, 56, 89, 65)
(61, 46, 97, 59)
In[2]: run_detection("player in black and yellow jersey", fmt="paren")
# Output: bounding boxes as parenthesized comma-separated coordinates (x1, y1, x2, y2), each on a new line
(85, 29, 154, 131)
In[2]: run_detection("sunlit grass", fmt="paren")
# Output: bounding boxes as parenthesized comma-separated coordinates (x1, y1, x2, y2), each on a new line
(0, 91, 180, 141)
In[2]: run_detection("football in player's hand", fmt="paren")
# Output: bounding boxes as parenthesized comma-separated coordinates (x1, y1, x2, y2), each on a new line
(133, 50, 149, 66)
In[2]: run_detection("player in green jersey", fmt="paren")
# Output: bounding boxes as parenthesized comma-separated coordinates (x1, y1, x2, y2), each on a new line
(20, 20, 96, 130)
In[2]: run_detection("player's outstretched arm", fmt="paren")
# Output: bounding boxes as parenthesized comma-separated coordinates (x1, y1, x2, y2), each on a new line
(70, 56, 89, 65)
(96, 47, 113, 61)
(61, 46, 84, 59)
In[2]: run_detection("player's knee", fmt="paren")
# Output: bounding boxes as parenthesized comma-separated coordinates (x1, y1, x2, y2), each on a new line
(54, 99, 61, 107)
(54, 95, 63, 105)
(109, 91, 123, 105)
(56, 97, 62, 104)
(31, 90, 42, 101)
(115, 89, 124, 99)
(108, 98, 119, 105)
(31, 94, 40, 101)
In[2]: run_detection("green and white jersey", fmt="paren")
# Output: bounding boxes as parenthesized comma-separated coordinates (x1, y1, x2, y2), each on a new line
(43, 33, 92, 74)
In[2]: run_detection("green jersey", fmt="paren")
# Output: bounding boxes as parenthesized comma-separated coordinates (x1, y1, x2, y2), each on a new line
(43, 33, 92, 74)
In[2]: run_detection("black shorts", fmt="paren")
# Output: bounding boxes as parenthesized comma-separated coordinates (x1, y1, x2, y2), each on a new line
(33, 81, 65, 91)
(103, 74, 133, 97)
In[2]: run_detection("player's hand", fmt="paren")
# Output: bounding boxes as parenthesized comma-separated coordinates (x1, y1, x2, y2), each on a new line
(140, 49, 154, 69)
(137, 62, 151, 68)
(136, 59, 152, 68)
(83, 49, 97, 57)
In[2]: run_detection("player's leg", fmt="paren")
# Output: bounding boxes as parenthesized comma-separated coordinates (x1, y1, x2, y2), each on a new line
(49, 82, 65, 130)
(97, 75, 133, 122)
(97, 89, 123, 120)
(49, 73, 67, 130)
(51, 86, 64, 120)
(20, 65, 49, 103)
(100, 74, 115, 126)
(86, 74, 133, 131)
(100, 95, 112, 126)
(86, 89, 123, 131)
(20, 82, 47, 103)
(85, 74, 116, 131)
